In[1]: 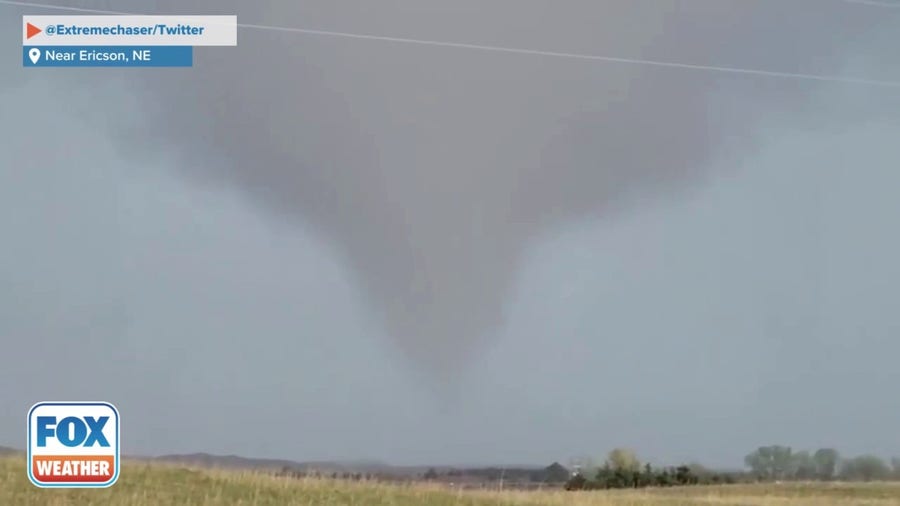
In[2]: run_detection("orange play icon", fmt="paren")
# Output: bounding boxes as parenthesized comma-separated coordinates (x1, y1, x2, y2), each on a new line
(26, 22, 41, 39)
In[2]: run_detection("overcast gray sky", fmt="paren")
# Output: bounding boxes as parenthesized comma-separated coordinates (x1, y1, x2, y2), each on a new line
(1, 0, 899, 468)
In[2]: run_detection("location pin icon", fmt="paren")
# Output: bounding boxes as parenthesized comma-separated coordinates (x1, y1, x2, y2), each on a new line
(28, 48, 41, 64)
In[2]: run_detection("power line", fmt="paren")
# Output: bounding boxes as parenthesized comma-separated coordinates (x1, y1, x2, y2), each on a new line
(4, 0, 900, 88)
(210, 25, 900, 89)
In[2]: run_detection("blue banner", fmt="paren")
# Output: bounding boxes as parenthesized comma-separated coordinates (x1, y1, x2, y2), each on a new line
(24, 46, 192, 67)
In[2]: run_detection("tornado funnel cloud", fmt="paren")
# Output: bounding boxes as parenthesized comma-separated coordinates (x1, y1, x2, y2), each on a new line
(108, 0, 885, 383)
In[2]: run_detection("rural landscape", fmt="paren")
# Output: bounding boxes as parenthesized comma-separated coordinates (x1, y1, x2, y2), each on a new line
(4, 444, 900, 505)
(3, 0, 900, 505)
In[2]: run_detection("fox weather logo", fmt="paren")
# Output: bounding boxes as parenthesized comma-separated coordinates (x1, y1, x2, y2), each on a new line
(27, 402, 120, 488)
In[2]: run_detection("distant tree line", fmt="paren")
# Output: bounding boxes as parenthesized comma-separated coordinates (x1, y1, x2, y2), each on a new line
(274, 445, 900, 489)
(565, 448, 739, 490)
(277, 463, 572, 486)
(276, 468, 374, 481)
(743, 446, 900, 482)
(565, 446, 900, 491)
(424, 462, 571, 484)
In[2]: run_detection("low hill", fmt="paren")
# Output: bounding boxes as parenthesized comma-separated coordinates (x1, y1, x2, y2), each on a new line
(150, 452, 414, 475)
(148, 452, 552, 482)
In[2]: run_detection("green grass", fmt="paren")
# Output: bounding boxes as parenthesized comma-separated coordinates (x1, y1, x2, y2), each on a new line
(3, 455, 900, 505)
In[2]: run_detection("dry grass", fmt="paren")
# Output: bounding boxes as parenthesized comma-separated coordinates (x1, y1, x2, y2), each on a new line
(3, 455, 900, 505)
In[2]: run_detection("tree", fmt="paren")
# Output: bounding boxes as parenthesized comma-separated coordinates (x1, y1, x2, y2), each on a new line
(745, 451, 764, 479)
(655, 467, 673, 487)
(594, 464, 613, 489)
(892, 457, 900, 480)
(840, 455, 891, 482)
(745, 446, 793, 480)
(423, 468, 438, 480)
(857, 456, 890, 482)
(638, 463, 655, 488)
(606, 448, 641, 472)
(688, 463, 711, 477)
(770, 446, 794, 480)
(790, 451, 817, 480)
(674, 465, 699, 485)
(813, 449, 839, 481)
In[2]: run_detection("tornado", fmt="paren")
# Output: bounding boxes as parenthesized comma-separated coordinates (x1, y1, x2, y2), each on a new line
(98, 0, 892, 384)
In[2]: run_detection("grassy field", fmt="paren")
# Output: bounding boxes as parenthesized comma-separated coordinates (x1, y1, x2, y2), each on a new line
(3, 455, 900, 506)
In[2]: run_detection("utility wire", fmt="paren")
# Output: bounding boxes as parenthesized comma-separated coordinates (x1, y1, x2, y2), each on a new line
(4, 0, 900, 88)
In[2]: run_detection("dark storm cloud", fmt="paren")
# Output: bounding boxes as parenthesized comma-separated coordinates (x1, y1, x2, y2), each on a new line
(83, 0, 897, 381)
